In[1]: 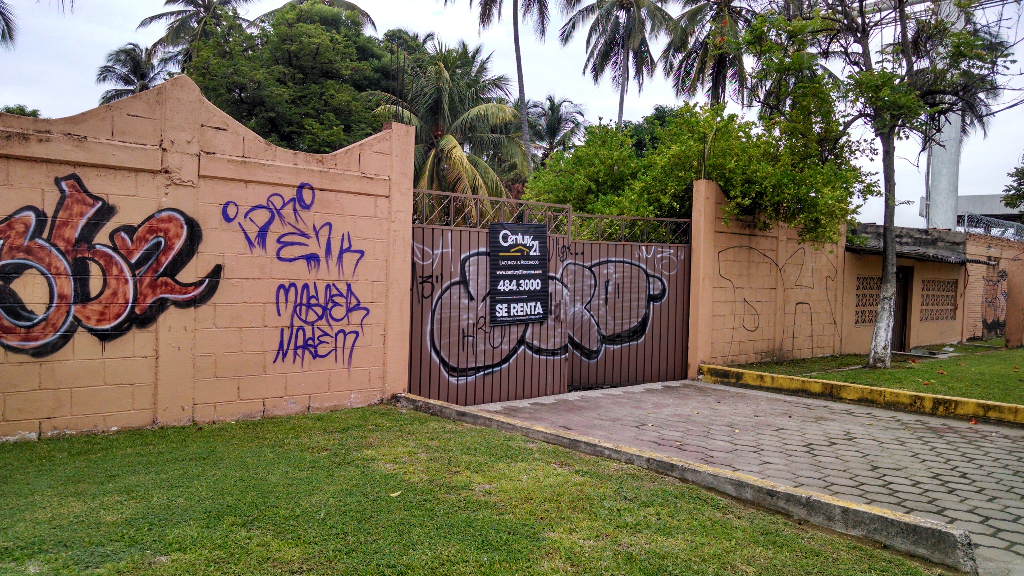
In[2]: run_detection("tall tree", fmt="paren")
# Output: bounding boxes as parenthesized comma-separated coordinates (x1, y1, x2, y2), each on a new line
(255, 0, 375, 30)
(560, 0, 674, 125)
(760, 2, 1013, 367)
(372, 41, 526, 197)
(138, 0, 256, 65)
(529, 95, 586, 165)
(661, 0, 755, 103)
(443, 0, 551, 171)
(96, 43, 170, 105)
(187, 3, 386, 152)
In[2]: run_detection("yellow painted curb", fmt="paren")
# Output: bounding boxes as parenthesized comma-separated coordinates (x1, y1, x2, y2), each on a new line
(700, 365, 1024, 426)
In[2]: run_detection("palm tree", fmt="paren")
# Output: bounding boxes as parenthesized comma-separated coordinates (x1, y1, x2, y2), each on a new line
(372, 42, 527, 197)
(255, 0, 375, 31)
(529, 96, 586, 165)
(137, 0, 255, 64)
(0, 0, 15, 48)
(96, 43, 170, 105)
(560, 0, 674, 125)
(661, 0, 754, 104)
(443, 0, 551, 171)
(2, 0, 74, 49)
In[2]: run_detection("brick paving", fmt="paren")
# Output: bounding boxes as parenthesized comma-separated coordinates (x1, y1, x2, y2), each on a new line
(479, 381, 1024, 576)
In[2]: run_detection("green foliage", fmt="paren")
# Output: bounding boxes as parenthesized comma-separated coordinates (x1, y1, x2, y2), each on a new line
(660, 0, 755, 104)
(527, 102, 874, 243)
(96, 43, 170, 105)
(186, 4, 385, 153)
(1002, 161, 1024, 212)
(559, 0, 674, 124)
(524, 125, 640, 213)
(371, 41, 525, 197)
(0, 104, 40, 117)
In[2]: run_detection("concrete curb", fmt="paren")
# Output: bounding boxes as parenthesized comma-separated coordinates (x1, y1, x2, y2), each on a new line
(396, 393, 978, 575)
(701, 365, 1024, 427)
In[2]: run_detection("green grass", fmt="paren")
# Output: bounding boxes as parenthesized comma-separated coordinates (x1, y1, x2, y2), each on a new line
(738, 341, 1024, 406)
(0, 406, 942, 576)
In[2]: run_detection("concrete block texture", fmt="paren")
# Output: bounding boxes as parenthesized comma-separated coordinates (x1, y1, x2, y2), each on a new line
(0, 76, 413, 439)
(689, 182, 846, 373)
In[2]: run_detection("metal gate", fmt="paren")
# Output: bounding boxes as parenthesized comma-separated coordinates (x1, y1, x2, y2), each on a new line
(410, 191, 690, 406)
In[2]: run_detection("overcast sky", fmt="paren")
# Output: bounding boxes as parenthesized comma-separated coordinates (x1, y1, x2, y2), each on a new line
(2, 0, 1022, 227)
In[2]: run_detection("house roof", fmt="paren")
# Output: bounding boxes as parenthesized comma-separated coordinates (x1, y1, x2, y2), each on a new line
(846, 223, 995, 266)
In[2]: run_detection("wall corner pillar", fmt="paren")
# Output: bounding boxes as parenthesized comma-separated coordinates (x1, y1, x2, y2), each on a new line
(1005, 260, 1024, 347)
(688, 180, 721, 379)
(382, 123, 416, 397)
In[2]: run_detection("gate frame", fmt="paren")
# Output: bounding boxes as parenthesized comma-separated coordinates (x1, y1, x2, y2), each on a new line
(410, 190, 692, 404)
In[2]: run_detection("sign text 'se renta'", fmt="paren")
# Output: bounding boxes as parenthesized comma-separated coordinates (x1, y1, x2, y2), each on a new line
(488, 223, 549, 326)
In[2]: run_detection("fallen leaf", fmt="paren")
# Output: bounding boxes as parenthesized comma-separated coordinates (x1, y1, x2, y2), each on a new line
(909, 358, 917, 364)
(390, 491, 402, 497)
(936, 370, 946, 375)
(970, 418, 978, 425)
(923, 381, 930, 385)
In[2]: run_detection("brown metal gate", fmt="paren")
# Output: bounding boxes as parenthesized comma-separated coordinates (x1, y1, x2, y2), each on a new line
(410, 191, 690, 406)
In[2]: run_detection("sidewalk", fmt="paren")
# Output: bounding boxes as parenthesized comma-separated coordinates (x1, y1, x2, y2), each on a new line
(479, 381, 1024, 576)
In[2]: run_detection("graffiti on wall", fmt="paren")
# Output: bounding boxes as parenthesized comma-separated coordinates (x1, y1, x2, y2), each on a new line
(0, 174, 222, 357)
(983, 269, 1008, 338)
(221, 184, 364, 277)
(717, 245, 839, 359)
(222, 184, 370, 367)
(427, 250, 667, 378)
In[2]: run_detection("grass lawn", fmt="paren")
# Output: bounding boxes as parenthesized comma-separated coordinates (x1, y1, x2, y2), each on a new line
(0, 406, 943, 576)
(739, 341, 1024, 406)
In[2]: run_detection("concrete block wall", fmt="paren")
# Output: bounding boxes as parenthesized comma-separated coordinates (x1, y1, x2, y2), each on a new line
(0, 76, 414, 440)
(688, 181, 844, 376)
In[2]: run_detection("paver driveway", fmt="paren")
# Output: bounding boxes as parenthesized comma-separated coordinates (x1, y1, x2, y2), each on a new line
(479, 381, 1024, 576)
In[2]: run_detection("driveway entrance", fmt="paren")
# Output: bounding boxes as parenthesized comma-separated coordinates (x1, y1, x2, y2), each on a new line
(478, 381, 1024, 576)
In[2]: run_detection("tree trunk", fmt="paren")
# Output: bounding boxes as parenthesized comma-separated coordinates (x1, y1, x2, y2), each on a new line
(617, 51, 629, 126)
(512, 0, 533, 172)
(867, 130, 898, 368)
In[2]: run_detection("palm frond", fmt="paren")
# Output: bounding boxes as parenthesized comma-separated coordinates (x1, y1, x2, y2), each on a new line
(0, 0, 17, 48)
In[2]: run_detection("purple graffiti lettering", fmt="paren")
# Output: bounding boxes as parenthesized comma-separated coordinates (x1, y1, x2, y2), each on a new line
(274, 281, 369, 366)
(223, 183, 364, 278)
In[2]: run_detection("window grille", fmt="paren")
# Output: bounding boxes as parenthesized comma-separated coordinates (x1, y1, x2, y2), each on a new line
(855, 276, 882, 325)
(920, 279, 958, 322)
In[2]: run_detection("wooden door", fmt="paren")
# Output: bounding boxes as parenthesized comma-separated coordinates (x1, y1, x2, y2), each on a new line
(891, 266, 914, 353)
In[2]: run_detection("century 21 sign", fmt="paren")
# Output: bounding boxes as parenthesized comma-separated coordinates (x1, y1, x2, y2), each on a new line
(488, 223, 549, 325)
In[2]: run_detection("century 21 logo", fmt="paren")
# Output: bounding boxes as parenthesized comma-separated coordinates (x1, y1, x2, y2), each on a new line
(498, 230, 540, 256)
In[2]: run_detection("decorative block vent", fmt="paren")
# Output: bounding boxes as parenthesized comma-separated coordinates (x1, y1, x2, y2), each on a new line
(855, 276, 882, 325)
(921, 279, 958, 322)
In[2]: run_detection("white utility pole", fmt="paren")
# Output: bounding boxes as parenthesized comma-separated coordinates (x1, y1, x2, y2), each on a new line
(925, 114, 963, 229)
(923, 0, 965, 230)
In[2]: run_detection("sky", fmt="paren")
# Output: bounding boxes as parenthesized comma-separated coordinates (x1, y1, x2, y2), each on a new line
(2, 0, 1023, 228)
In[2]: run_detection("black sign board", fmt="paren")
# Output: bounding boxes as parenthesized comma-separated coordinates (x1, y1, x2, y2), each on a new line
(488, 223, 549, 325)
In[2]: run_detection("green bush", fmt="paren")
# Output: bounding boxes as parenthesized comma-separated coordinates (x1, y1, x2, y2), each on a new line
(525, 102, 876, 244)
